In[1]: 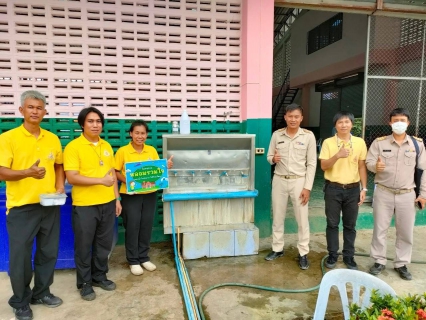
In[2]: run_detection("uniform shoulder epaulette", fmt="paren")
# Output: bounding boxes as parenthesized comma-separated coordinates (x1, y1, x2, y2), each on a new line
(302, 129, 312, 134)
(277, 127, 286, 132)
(413, 136, 423, 142)
(376, 136, 387, 141)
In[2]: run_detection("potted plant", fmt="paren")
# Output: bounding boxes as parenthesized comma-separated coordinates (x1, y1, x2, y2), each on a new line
(350, 290, 426, 320)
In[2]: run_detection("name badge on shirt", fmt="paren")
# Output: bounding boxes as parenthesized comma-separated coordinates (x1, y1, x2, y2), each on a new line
(382, 150, 391, 152)
(278, 141, 285, 144)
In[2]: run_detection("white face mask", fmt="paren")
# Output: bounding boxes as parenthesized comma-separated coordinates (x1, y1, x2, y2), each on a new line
(391, 121, 408, 135)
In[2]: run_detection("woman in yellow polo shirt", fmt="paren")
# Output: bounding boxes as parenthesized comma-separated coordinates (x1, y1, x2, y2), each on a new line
(115, 120, 173, 276)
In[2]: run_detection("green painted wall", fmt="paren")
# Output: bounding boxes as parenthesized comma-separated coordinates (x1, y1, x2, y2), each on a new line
(1, 118, 277, 242)
(242, 119, 273, 238)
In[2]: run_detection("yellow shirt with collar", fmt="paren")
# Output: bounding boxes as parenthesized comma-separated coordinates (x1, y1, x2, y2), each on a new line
(319, 134, 367, 184)
(0, 125, 63, 212)
(114, 142, 160, 194)
(64, 134, 115, 206)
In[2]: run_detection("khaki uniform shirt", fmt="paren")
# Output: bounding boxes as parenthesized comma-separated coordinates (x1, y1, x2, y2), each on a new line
(267, 127, 317, 190)
(366, 134, 426, 198)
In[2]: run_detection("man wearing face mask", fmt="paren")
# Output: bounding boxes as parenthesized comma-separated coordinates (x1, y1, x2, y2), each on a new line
(366, 108, 426, 280)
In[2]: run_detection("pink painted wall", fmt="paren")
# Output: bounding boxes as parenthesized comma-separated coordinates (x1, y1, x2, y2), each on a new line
(241, 0, 274, 120)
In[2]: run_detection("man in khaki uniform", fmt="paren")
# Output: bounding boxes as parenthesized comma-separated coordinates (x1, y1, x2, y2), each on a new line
(265, 103, 317, 270)
(366, 107, 426, 280)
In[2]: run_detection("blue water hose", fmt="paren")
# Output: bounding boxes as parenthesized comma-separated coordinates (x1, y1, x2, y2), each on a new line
(170, 201, 197, 320)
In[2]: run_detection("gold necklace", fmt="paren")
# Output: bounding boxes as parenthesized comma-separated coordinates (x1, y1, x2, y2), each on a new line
(91, 143, 104, 166)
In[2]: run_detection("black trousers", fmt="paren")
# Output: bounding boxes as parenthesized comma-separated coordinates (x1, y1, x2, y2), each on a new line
(72, 200, 115, 288)
(6, 204, 60, 308)
(121, 192, 157, 265)
(324, 184, 360, 258)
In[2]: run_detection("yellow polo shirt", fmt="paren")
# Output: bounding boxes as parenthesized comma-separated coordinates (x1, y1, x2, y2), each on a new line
(0, 125, 63, 212)
(114, 142, 159, 194)
(64, 134, 115, 206)
(319, 135, 367, 184)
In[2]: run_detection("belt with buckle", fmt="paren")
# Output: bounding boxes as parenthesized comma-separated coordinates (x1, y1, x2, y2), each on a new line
(376, 184, 413, 195)
(276, 174, 303, 179)
(325, 180, 359, 189)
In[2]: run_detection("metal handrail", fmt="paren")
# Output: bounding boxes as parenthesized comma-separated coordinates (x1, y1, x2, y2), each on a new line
(272, 69, 291, 113)
(272, 69, 291, 130)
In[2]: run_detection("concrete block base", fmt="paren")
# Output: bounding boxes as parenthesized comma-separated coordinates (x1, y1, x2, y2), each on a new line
(181, 226, 259, 260)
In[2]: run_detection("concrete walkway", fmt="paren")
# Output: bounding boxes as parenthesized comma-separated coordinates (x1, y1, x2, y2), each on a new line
(0, 226, 426, 320)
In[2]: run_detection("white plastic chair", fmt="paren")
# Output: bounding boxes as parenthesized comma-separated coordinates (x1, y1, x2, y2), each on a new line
(312, 269, 397, 320)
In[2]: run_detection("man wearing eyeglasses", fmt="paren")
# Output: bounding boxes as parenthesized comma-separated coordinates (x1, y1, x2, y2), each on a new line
(319, 111, 368, 271)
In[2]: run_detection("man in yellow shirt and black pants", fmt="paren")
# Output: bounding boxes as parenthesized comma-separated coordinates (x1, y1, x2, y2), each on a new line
(0, 91, 64, 320)
(64, 107, 122, 301)
(319, 111, 368, 270)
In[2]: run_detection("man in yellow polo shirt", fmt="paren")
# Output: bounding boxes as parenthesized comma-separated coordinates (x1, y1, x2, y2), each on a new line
(319, 111, 367, 270)
(0, 90, 64, 320)
(64, 107, 122, 301)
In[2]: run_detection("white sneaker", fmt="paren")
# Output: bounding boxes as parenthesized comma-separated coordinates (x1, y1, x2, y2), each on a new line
(141, 261, 157, 271)
(130, 264, 143, 276)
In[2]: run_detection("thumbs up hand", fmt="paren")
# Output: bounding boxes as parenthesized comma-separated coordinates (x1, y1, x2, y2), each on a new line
(337, 144, 350, 159)
(101, 168, 115, 187)
(376, 156, 386, 172)
(27, 159, 46, 179)
(167, 155, 174, 169)
(273, 149, 282, 164)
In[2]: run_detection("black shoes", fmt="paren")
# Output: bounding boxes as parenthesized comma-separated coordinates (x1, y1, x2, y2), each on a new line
(394, 265, 412, 280)
(325, 255, 338, 269)
(343, 256, 358, 270)
(265, 251, 284, 261)
(265, 251, 308, 270)
(80, 280, 115, 301)
(368, 262, 413, 279)
(369, 263, 386, 275)
(298, 254, 310, 270)
(80, 283, 96, 301)
(92, 279, 116, 291)
(13, 304, 33, 320)
(30, 293, 63, 308)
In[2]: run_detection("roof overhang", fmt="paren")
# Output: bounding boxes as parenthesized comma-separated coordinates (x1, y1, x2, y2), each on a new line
(274, 0, 426, 20)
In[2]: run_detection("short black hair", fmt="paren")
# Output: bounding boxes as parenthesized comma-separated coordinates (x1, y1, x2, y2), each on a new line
(77, 107, 105, 128)
(389, 108, 410, 121)
(285, 103, 303, 116)
(333, 111, 354, 126)
(129, 120, 149, 133)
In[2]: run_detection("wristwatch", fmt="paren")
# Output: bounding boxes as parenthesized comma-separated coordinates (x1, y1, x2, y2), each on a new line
(361, 188, 368, 192)
(116, 196, 122, 201)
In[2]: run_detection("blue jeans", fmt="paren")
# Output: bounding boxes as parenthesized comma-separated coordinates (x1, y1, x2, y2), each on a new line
(324, 184, 360, 258)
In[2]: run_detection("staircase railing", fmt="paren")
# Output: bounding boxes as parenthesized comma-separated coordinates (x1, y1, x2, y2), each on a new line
(272, 69, 290, 130)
